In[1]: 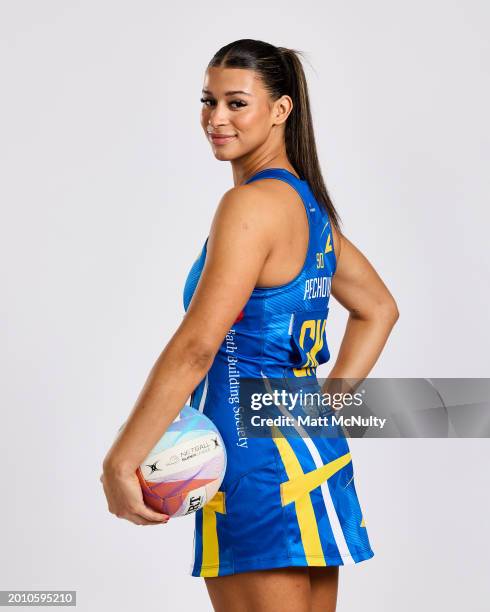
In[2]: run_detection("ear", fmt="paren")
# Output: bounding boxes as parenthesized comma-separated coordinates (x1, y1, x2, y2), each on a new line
(272, 94, 293, 126)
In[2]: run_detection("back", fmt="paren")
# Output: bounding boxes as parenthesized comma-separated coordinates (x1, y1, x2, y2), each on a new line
(183, 167, 337, 383)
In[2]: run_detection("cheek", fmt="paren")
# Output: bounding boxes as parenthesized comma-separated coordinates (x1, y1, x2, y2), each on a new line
(200, 109, 209, 128)
(235, 108, 268, 136)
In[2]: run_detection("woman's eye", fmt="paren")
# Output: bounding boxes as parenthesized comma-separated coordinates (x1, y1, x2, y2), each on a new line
(199, 98, 246, 109)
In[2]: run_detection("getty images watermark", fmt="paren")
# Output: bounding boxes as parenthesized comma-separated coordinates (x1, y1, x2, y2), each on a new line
(248, 387, 387, 429)
(233, 377, 490, 439)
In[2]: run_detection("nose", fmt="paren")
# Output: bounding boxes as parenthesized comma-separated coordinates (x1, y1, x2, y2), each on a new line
(207, 101, 230, 129)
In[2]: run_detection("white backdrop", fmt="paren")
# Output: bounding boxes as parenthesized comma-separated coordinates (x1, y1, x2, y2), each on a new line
(1, 1, 489, 610)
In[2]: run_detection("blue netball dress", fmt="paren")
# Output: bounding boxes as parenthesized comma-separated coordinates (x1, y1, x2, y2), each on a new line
(182, 168, 374, 577)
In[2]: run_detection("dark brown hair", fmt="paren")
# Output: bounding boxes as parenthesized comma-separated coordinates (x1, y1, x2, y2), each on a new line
(208, 38, 341, 230)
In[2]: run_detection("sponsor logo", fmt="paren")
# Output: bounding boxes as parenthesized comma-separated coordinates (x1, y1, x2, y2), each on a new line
(145, 460, 161, 474)
(180, 440, 213, 462)
(324, 232, 333, 254)
(185, 494, 205, 514)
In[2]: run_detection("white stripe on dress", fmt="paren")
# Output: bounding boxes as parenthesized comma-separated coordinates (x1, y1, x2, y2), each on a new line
(260, 370, 352, 563)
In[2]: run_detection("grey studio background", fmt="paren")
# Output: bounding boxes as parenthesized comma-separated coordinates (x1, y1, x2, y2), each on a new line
(1, 1, 489, 611)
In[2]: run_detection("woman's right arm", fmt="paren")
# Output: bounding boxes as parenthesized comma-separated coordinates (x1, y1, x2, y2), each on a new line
(100, 183, 277, 524)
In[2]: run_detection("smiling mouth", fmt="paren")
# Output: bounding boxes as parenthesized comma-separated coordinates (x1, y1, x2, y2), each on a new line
(209, 134, 237, 145)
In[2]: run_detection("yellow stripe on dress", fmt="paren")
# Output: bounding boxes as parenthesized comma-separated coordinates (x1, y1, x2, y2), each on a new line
(272, 427, 327, 566)
(201, 491, 226, 577)
(281, 451, 352, 506)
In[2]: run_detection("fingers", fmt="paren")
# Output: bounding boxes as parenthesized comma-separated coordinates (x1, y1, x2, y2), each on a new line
(115, 504, 170, 526)
(138, 505, 169, 523)
(129, 513, 169, 526)
(99, 469, 170, 525)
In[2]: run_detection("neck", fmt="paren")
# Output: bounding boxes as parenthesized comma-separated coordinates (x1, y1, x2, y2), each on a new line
(232, 153, 298, 186)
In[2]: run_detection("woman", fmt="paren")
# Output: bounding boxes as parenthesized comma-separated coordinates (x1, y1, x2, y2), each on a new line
(101, 39, 399, 612)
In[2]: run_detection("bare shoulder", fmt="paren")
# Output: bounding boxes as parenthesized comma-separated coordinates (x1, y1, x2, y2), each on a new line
(209, 180, 290, 246)
(178, 181, 293, 354)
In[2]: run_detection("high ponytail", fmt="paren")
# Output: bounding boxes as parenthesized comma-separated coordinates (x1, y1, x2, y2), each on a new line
(208, 39, 341, 230)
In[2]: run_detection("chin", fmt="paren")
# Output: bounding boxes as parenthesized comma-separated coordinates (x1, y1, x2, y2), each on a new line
(212, 150, 237, 161)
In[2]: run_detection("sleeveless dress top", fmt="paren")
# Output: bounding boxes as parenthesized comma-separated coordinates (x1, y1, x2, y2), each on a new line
(182, 168, 374, 577)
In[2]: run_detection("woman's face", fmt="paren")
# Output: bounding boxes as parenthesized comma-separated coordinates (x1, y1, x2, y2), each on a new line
(200, 66, 279, 161)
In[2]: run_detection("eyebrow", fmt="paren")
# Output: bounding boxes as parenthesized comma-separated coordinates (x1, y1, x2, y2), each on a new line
(202, 89, 252, 96)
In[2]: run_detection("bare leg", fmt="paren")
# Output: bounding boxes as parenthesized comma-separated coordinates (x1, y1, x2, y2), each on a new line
(204, 567, 311, 612)
(309, 566, 339, 612)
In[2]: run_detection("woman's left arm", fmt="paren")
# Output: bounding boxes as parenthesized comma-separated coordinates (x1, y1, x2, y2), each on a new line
(319, 224, 399, 398)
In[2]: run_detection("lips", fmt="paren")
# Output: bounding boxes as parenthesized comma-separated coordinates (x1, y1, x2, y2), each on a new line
(209, 133, 237, 145)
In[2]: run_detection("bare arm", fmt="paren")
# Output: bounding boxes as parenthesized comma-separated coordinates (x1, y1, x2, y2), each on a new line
(102, 183, 276, 477)
(322, 225, 399, 394)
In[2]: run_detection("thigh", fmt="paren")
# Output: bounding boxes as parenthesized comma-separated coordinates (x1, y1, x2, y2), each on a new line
(309, 566, 339, 612)
(204, 567, 311, 612)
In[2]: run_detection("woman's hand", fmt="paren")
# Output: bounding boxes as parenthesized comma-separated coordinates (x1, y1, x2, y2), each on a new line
(100, 466, 169, 526)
